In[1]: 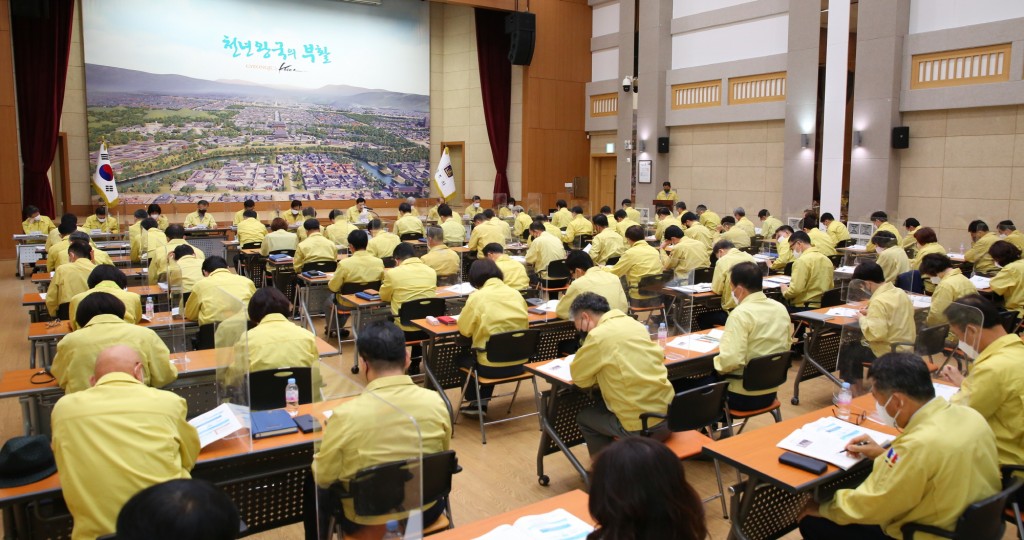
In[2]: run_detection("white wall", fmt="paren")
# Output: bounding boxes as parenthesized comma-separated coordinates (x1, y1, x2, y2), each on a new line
(671, 15, 788, 70)
(592, 2, 620, 38)
(909, 0, 1024, 34)
(591, 48, 620, 83)
(673, 0, 756, 19)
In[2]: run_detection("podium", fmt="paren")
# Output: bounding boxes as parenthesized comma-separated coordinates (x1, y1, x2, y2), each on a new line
(652, 200, 674, 211)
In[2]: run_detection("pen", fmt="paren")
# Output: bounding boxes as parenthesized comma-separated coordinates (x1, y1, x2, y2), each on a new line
(838, 441, 869, 454)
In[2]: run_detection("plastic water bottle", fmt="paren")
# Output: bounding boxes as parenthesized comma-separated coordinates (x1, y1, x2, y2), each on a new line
(657, 322, 668, 348)
(959, 242, 965, 255)
(145, 297, 154, 320)
(382, 520, 402, 539)
(836, 382, 852, 421)
(285, 378, 299, 417)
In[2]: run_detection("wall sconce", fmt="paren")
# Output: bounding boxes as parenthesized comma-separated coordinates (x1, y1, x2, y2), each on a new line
(854, 131, 863, 147)
(801, 133, 811, 149)
(639, 139, 646, 153)
(624, 139, 633, 151)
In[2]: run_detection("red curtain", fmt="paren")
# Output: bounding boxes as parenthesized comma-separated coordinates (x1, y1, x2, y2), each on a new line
(474, 8, 512, 201)
(12, 0, 76, 217)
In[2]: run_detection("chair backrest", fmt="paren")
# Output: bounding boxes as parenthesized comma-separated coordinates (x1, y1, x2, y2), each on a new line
(916, 324, 950, 356)
(436, 274, 459, 287)
(741, 351, 791, 392)
(398, 297, 448, 326)
(270, 249, 296, 256)
(197, 323, 217, 350)
(999, 311, 1019, 334)
(783, 262, 794, 276)
(665, 381, 729, 432)
(827, 254, 843, 268)
(241, 241, 263, 250)
(248, 367, 313, 411)
(484, 329, 541, 365)
(381, 257, 396, 269)
(399, 232, 422, 241)
(947, 476, 1024, 540)
(575, 234, 593, 249)
(56, 302, 70, 322)
(340, 280, 381, 295)
(692, 266, 713, 284)
(347, 450, 459, 518)
(637, 273, 669, 296)
(546, 259, 571, 279)
(836, 239, 854, 249)
(821, 288, 843, 308)
(302, 260, 338, 273)
(605, 256, 621, 266)
(896, 270, 924, 294)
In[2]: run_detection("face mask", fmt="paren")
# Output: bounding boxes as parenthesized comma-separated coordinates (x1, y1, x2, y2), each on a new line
(929, 276, 941, 285)
(508, 204, 513, 208)
(875, 394, 899, 428)
(792, 249, 803, 259)
(32, 215, 40, 222)
(876, 247, 884, 254)
(198, 210, 206, 216)
(777, 235, 788, 242)
(958, 340, 980, 360)
(730, 291, 739, 305)
(292, 209, 300, 215)
(999, 234, 1008, 239)
(97, 217, 106, 223)
(151, 214, 160, 219)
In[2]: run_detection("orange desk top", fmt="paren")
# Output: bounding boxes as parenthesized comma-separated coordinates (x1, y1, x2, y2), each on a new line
(410, 311, 564, 338)
(28, 311, 192, 340)
(430, 490, 591, 540)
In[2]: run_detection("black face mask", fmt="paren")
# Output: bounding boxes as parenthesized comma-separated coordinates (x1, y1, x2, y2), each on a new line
(198, 210, 206, 216)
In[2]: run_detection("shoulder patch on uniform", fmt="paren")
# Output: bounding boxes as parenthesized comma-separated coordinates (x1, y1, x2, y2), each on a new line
(885, 447, 900, 468)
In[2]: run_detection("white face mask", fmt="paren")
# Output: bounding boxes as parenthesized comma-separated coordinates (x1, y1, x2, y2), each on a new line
(292, 209, 300, 215)
(32, 215, 40, 222)
(792, 249, 803, 259)
(929, 276, 941, 285)
(777, 235, 788, 242)
(999, 234, 1008, 239)
(730, 291, 740, 305)
(958, 340, 980, 360)
(875, 247, 885, 254)
(97, 217, 106, 223)
(150, 214, 160, 219)
(875, 394, 899, 428)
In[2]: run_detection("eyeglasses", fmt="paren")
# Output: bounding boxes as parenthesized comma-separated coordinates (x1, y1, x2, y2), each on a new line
(832, 406, 868, 426)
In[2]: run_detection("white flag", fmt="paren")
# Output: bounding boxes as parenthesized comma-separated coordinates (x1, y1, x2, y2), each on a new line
(92, 142, 119, 206)
(433, 146, 456, 200)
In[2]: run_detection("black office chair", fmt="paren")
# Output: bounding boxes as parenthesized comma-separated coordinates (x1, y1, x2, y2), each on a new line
(574, 234, 593, 250)
(331, 280, 382, 357)
(269, 249, 296, 257)
(248, 367, 313, 411)
(836, 239, 854, 249)
(605, 256, 621, 266)
(458, 329, 540, 444)
(692, 266, 713, 284)
(891, 324, 954, 371)
(827, 254, 844, 268)
(56, 302, 70, 322)
(902, 475, 1023, 540)
(301, 260, 337, 274)
(783, 262, 794, 276)
(196, 323, 217, 350)
(327, 450, 461, 536)
(399, 232, 423, 241)
(999, 310, 1022, 335)
(629, 273, 669, 323)
(821, 288, 843, 308)
(241, 241, 262, 250)
(726, 351, 790, 433)
(640, 381, 731, 518)
(538, 260, 571, 300)
(1001, 465, 1024, 540)
(398, 298, 448, 370)
(436, 274, 459, 287)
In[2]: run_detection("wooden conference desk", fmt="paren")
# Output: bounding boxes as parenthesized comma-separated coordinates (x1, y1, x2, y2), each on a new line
(431, 489, 592, 540)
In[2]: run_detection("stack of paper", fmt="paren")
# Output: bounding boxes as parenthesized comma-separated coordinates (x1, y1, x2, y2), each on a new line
(845, 244, 867, 251)
(581, 244, 592, 254)
(473, 508, 593, 540)
(777, 417, 896, 470)
(753, 254, 774, 261)
(446, 282, 477, 295)
(765, 276, 791, 285)
(825, 307, 859, 318)
(667, 333, 719, 353)
(670, 283, 712, 294)
(39, 293, 47, 300)
(535, 356, 573, 380)
(189, 403, 250, 448)
(537, 300, 559, 313)
(933, 382, 959, 401)
(910, 295, 932, 309)
(835, 266, 858, 274)
(510, 255, 527, 263)
(969, 275, 991, 290)
(761, 280, 782, 289)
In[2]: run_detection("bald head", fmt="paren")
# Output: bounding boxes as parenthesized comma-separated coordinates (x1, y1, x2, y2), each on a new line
(91, 346, 144, 386)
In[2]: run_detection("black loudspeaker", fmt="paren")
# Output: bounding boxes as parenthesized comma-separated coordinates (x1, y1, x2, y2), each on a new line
(657, 137, 670, 154)
(892, 126, 910, 149)
(505, 12, 536, 66)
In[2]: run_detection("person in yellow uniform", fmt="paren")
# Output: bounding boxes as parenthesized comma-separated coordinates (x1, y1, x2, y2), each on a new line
(184, 257, 257, 326)
(621, 199, 642, 224)
(421, 226, 460, 278)
(345, 197, 368, 224)
(996, 220, 1024, 252)
(69, 265, 142, 330)
(608, 225, 665, 305)
(757, 209, 783, 240)
(52, 346, 198, 540)
(557, 250, 627, 320)
(22, 205, 55, 235)
(260, 218, 297, 256)
(551, 199, 572, 229)
(588, 214, 625, 265)
(146, 203, 169, 231)
(706, 239, 756, 327)
(294, 207, 322, 242)
(695, 205, 720, 231)
(49, 232, 114, 270)
(232, 198, 256, 226)
(715, 262, 792, 410)
(966, 219, 1000, 275)
(404, 197, 420, 217)
(455, 259, 530, 415)
(328, 230, 384, 338)
(940, 295, 1024, 472)
(512, 205, 532, 240)
(126, 210, 149, 263)
(901, 217, 920, 252)
(539, 214, 562, 239)
(467, 195, 484, 215)
(662, 225, 710, 282)
(324, 210, 356, 250)
(52, 293, 176, 393)
(612, 209, 640, 238)
(525, 221, 566, 284)
(46, 242, 96, 318)
(718, 216, 751, 249)
(426, 196, 445, 222)
(674, 200, 688, 218)
(366, 219, 401, 260)
(681, 212, 714, 252)
(802, 216, 837, 256)
(393, 202, 426, 238)
(46, 221, 78, 271)
(770, 226, 795, 272)
(872, 231, 910, 283)
(864, 210, 901, 252)
(245, 287, 319, 373)
(313, 321, 451, 534)
(168, 245, 204, 297)
(83, 206, 119, 234)
(149, 225, 205, 285)
(437, 204, 466, 246)
(838, 262, 916, 394)
(653, 207, 682, 242)
(235, 209, 267, 247)
(780, 231, 833, 311)
(483, 243, 529, 291)
(282, 199, 304, 229)
(732, 207, 756, 238)
(909, 227, 946, 270)
(45, 215, 70, 251)
(569, 292, 674, 456)
(379, 243, 437, 373)
(133, 218, 167, 265)
(919, 254, 977, 327)
(820, 212, 851, 245)
(655, 181, 676, 203)
(988, 241, 1024, 321)
(600, 205, 614, 223)
(561, 206, 593, 247)
(798, 353, 1000, 540)
(183, 200, 216, 229)
(497, 197, 515, 219)
(293, 218, 337, 273)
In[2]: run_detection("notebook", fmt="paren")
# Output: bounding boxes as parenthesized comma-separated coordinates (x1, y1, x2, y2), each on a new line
(251, 410, 299, 439)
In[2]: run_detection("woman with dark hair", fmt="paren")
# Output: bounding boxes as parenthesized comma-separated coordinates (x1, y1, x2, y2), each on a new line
(588, 437, 708, 540)
(989, 240, 1024, 320)
(245, 287, 318, 372)
(909, 227, 947, 293)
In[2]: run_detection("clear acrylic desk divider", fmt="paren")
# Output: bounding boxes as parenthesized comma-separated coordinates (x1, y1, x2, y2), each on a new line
(213, 287, 252, 451)
(931, 302, 982, 393)
(166, 253, 190, 369)
(315, 355, 424, 539)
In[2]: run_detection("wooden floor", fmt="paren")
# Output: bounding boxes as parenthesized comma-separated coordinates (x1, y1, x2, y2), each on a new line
(0, 261, 1012, 539)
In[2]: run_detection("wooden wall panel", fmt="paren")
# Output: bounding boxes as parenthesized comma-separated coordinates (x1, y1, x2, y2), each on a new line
(0, 0, 20, 252)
